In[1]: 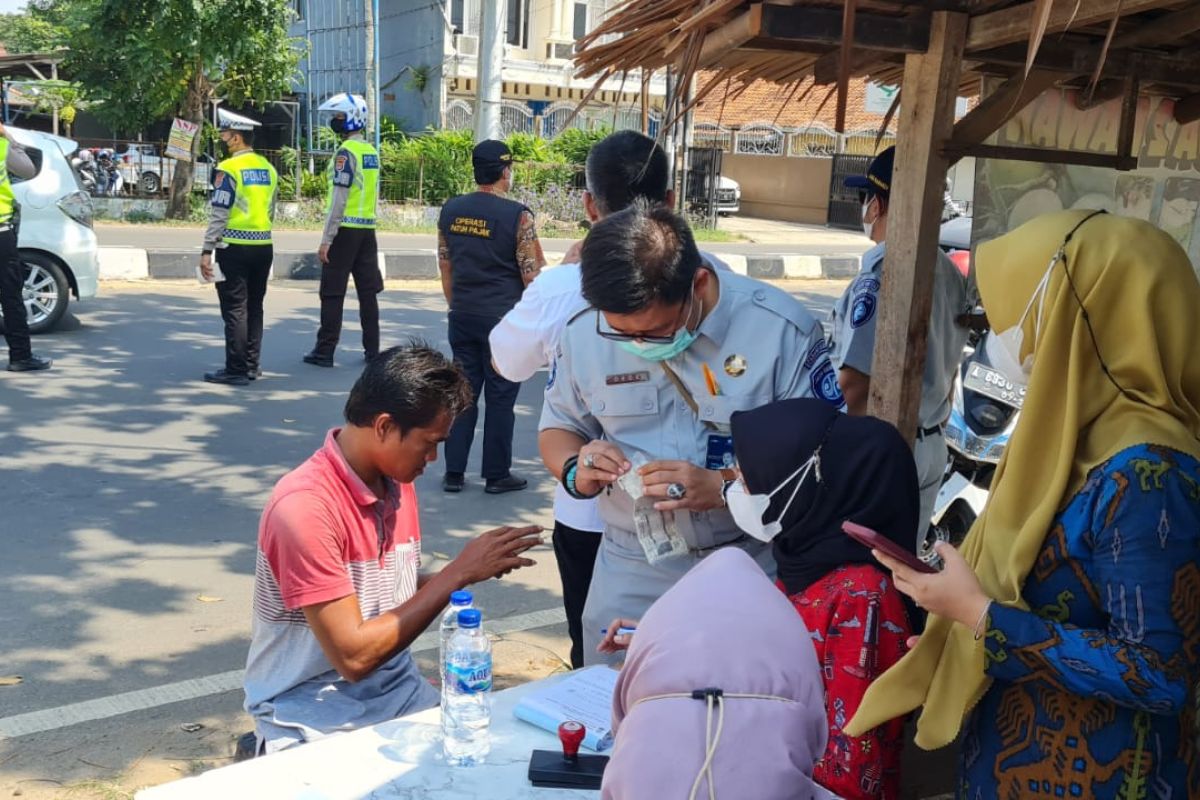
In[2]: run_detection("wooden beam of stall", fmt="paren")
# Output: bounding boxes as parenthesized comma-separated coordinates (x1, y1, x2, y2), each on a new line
(970, 40, 1200, 88)
(867, 10, 968, 441)
(1117, 74, 1139, 162)
(698, 5, 764, 68)
(756, 4, 930, 53)
(813, 48, 881, 85)
(1108, 4, 1200, 49)
(948, 68, 1061, 158)
(966, 0, 1175, 52)
(940, 142, 1139, 170)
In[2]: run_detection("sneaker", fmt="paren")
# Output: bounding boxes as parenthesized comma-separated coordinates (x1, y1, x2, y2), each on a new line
(246, 366, 263, 381)
(443, 473, 465, 493)
(303, 351, 334, 368)
(7, 354, 52, 372)
(485, 473, 528, 494)
(204, 369, 250, 386)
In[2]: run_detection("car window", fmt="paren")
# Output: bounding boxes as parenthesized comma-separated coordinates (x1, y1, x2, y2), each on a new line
(11, 146, 44, 185)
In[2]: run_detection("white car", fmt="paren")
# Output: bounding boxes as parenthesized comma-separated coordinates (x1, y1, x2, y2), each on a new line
(715, 175, 741, 215)
(0, 127, 99, 333)
(119, 144, 214, 195)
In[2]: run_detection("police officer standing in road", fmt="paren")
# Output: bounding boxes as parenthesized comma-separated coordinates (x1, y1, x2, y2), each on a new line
(832, 146, 971, 541)
(437, 139, 546, 495)
(539, 202, 845, 666)
(199, 110, 278, 386)
(304, 93, 383, 367)
(0, 122, 49, 372)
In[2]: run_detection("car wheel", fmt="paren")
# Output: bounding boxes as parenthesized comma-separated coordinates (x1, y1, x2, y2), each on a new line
(21, 254, 70, 334)
(139, 171, 162, 194)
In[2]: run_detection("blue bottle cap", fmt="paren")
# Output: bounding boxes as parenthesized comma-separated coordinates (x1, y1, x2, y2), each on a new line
(450, 590, 473, 606)
(457, 609, 482, 628)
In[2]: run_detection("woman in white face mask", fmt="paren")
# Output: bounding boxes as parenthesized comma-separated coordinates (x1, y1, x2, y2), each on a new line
(724, 397, 921, 800)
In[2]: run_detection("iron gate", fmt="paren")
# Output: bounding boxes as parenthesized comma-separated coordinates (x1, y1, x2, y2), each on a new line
(828, 153, 873, 230)
(686, 147, 724, 228)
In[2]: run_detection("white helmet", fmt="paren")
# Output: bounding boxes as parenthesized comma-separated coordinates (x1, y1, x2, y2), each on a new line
(318, 93, 369, 132)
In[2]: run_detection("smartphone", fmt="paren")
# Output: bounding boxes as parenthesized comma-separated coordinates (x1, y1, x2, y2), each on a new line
(842, 521, 938, 574)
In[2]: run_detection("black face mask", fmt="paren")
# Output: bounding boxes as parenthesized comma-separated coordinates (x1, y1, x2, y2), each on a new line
(217, 138, 232, 157)
(328, 117, 348, 135)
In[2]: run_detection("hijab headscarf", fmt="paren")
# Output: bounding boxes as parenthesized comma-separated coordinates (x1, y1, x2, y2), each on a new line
(602, 548, 836, 800)
(848, 210, 1200, 748)
(731, 398, 921, 597)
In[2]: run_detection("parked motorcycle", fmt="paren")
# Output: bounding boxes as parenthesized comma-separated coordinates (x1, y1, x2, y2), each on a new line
(94, 149, 125, 197)
(71, 149, 99, 195)
(923, 328, 1025, 561)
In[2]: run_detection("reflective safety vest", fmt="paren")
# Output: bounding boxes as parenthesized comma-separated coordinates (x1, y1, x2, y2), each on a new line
(218, 150, 278, 245)
(326, 137, 379, 229)
(0, 138, 15, 224)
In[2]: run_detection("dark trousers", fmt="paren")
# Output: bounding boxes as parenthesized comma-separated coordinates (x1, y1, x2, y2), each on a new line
(215, 244, 273, 376)
(553, 521, 602, 669)
(444, 310, 519, 479)
(314, 228, 382, 358)
(0, 228, 31, 361)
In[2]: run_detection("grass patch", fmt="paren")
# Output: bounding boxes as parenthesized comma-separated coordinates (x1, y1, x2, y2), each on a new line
(63, 779, 135, 800)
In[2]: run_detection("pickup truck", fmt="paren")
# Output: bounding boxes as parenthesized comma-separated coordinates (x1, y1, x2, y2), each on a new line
(118, 143, 214, 194)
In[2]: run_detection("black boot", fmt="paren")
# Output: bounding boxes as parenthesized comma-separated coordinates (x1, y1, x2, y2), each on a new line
(7, 354, 52, 372)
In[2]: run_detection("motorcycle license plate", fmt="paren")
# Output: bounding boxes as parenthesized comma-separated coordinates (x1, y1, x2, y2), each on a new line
(964, 361, 1026, 409)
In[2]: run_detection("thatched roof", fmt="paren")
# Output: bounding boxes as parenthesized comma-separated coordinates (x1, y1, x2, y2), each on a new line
(574, 1, 1200, 132)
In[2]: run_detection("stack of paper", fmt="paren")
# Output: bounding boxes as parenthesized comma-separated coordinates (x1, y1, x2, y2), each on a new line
(512, 665, 619, 752)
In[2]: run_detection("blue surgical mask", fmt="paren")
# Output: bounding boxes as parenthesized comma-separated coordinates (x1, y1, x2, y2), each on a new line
(616, 291, 700, 362)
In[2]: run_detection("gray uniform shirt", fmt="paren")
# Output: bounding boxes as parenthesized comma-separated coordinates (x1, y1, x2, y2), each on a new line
(6, 141, 35, 181)
(828, 242, 971, 428)
(540, 269, 845, 550)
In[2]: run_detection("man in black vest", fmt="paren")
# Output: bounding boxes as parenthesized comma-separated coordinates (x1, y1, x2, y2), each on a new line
(438, 139, 545, 494)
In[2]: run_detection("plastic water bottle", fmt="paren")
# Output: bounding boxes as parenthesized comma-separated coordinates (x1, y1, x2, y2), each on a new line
(438, 590, 473, 693)
(442, 608, 492, 766)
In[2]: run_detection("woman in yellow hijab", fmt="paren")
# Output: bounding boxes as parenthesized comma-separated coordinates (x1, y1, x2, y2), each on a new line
(847, 209, 1200, 797)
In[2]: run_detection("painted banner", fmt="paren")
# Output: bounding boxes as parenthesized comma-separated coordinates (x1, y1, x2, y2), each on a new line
(165, 118, 200, 161)
(973, 81, 1200, 269)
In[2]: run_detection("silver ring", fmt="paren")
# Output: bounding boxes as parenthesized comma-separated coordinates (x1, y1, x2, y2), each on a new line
(667, 482, 687, 500)
(582, 453, 596, 469)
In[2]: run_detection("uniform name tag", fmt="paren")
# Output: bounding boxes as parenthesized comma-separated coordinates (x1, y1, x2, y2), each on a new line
(605, 371, 651, 386)
(241, 168, 272, 185)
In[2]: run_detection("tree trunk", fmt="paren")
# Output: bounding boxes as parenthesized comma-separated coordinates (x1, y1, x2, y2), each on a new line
(166, 74, 206, 220)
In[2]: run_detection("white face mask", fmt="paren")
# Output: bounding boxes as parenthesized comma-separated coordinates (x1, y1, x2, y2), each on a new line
(990, 245, 1063, 379)
(726, 452, 821, 542)
(861, 200, 875, 238)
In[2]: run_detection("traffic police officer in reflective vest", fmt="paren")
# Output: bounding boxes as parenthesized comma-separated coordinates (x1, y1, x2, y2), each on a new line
(200, 109, 278, 386)
(539, 202, 845, 666)
(832, 146, 971, 543)
(0, 121, 48, 372)
(437, 139, 546, 495)
(304, 93, 383, 367)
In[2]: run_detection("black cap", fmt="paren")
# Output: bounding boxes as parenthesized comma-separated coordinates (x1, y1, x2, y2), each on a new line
(844, 145, 895, 199)
(472, 139, 517, 184)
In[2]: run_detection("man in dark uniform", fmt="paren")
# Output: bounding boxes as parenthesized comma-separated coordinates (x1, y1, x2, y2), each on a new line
(437, 139, 545, 494)
(0, 122, 48, 372)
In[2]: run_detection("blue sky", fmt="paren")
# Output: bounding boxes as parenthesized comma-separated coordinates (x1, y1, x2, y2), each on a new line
(0, 0, 24, 12)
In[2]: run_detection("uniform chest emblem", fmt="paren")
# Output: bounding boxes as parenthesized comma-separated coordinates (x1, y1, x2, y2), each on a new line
(724, 354, 747, 377)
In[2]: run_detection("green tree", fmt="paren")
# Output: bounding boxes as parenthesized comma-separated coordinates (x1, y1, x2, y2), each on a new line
(65, 0, 303, 218)
(0, 0, 69, 53)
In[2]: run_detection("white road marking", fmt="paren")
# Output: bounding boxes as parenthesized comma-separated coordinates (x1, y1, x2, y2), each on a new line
(0, 606, 566, 740)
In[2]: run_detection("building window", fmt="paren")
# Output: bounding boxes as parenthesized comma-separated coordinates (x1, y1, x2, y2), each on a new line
(573, 1, 587, 39)
(507, 0, 530, 49)
(450, 0, 463, 34)
(293, 0, 304, 21)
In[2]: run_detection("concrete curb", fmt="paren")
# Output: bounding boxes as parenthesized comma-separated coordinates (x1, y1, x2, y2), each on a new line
(98, 247, 861, 282)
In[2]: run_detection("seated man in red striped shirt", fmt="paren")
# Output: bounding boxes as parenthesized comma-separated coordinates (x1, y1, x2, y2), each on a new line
(243, 341, 542, 754)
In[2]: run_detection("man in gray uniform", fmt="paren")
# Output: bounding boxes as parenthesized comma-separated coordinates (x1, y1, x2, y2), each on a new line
(832, 146, 971, 540)
(539, 203, 845, 666)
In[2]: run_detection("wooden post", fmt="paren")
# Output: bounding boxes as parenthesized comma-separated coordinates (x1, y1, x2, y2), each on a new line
(867, 10, 967, 442)
(640, 71, 650, 135)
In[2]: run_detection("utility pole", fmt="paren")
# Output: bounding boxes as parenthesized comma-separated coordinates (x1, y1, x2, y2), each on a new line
(476, 0, 505, 141)
(364, 0, 378, 148)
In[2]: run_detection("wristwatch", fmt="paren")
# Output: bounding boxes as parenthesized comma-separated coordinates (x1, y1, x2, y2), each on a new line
(562, 454, 601, 500)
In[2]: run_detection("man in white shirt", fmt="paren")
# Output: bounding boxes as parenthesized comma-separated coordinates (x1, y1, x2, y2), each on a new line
(489, 131, 732, 667)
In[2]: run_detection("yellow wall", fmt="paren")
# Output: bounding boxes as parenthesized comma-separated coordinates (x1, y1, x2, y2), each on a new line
(721, 153, 833, 224)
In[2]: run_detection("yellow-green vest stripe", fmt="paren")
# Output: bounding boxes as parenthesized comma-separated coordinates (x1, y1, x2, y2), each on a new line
(0, 138, 15, 224)
(220, 151, 277, 245)
(326, 138, 379, 230)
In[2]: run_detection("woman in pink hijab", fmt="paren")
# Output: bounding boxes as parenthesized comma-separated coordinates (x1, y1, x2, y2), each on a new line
(601, 548, 836, 800)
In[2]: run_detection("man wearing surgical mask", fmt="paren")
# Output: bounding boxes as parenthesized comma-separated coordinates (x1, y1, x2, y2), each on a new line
(539, 202, 844, 666)
(831, 147, 971, 545)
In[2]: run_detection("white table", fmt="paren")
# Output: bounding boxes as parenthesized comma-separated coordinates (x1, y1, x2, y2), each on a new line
(136, 677, 602, 799)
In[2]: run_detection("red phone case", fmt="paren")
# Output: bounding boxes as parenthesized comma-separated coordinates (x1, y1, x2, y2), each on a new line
(842, 521, 938, 574)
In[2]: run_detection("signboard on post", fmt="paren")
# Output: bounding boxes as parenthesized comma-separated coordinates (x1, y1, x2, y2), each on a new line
(165, 118, 199, 161)
(865, 83, 899, 116)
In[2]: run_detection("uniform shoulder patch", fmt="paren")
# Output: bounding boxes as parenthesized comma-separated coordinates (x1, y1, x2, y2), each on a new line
(810, 360, 846, 407)
(210, 171, 235, 209)
(849, 276, 881, 329)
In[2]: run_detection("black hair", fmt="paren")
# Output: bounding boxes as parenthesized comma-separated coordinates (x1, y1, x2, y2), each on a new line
(580, 201, 701, 313)
(474, 164, 507, 186)
(585, 130, 670, 216)
(238, 128, 255, 148)
(344, 341, 473, 431)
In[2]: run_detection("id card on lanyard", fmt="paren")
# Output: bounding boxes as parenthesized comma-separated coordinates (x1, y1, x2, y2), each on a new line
(658, 363, 735, 471)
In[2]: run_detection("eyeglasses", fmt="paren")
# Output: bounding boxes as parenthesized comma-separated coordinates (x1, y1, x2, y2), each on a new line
(595, 289, 696, 344)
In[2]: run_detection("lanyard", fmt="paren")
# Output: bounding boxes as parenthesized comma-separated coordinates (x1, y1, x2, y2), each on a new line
(659, 362, 721, 433)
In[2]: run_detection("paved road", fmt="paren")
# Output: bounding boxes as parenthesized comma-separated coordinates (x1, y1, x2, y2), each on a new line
(1, 279, 847, 720)
(94, 223, 874, 258)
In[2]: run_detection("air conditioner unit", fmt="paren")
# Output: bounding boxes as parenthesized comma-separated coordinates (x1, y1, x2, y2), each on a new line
(455, 33, 479, 57)
(546, 41, 574, 61)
